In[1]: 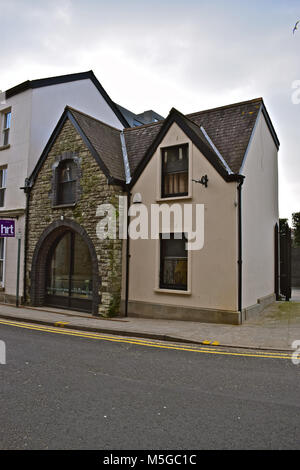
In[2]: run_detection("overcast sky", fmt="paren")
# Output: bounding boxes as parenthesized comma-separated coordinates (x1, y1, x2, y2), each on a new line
(1, 0, 299, 221)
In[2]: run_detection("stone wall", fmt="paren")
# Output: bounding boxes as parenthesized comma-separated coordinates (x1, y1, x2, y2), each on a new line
(26, 118, 124, 316)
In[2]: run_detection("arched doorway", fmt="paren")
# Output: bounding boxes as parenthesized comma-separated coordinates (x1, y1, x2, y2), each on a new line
(30, 220, 100, 315)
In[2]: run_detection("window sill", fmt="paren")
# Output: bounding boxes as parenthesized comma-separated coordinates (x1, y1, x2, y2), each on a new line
(0, 144, 10, 151)
(52, 203, 77, 209)
(156, 195, 192, 203)
(154, 288, 191, 296)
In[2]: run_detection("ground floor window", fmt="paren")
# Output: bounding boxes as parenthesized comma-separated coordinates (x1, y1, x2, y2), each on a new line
(160, 233, 188, 290)
(0, 238, 5, 287)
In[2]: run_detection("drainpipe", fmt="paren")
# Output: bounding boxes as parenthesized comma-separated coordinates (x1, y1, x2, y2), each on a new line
(237, 177, 244, 317)
(124, 190, 131, 317)
(23, 184, 31, 304)
(22, 181, 31, 304)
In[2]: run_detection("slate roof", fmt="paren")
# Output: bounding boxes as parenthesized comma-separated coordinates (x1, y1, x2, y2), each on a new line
(123, 120, 164, 174)
(124, 98, 272, 178)
(186, 98, 263, 174)
(69, 108, 126, 181)
(28, 97, 279, 189)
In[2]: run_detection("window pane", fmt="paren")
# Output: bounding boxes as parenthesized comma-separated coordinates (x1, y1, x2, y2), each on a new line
(60, 161, 76, 183)
(59, 181, 75, 204)
(163, 258, 187, 288)
(71, 233, 93, 299)
(0, 188, 5, 207)
(4, 112, 11, 129)
(162, 145, 188, 197)
(160, 235, 188, 290)
(164, 172, 188, 196)
(0, 238, 4, 260)
(3, 129, 9, 146)
(0, 168, 7, 188)
(57, 161, 76, 204)
(0, 260, 3, 283)
(47, 233, 71, 296)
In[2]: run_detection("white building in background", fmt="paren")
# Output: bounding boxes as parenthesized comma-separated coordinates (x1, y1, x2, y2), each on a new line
(0, 70, 163, 303)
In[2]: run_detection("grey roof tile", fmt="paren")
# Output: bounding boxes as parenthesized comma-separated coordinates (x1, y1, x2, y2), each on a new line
(68, 108, 125, 181)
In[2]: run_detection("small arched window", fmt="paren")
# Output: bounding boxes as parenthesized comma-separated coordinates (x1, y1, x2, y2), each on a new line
(57, 160, 77, 205)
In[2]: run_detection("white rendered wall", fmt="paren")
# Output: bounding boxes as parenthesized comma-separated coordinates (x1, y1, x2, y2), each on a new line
(0, 89, 32, 210)
(242, 110, 279, 308)
(28, 79, 124, 174)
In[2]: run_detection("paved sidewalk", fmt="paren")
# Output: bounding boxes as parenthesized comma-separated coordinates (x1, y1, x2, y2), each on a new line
(0, 301, 299, 351)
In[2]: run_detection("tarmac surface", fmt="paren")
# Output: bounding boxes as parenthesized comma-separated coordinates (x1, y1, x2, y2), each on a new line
(0, 321, 299, 449)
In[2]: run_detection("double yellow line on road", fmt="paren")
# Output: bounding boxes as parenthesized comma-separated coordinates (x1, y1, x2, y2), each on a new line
(0, 318, 293, 360)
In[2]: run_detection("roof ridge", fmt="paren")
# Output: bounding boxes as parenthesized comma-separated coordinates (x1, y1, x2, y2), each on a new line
(66, 106, 122, 133)
(186, 97, 263, 118)
(5, 70, 94, 94)
(124, 98, 263, 133)
(123, 119, 164, 132)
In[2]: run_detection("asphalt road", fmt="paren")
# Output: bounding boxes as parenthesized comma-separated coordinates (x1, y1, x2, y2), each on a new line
(0, 322, 299, 450)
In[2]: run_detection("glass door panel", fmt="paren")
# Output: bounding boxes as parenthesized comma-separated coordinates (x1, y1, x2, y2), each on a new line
(71, 233, 93, 300)
(47, 232, 71, 297)
(46, 231, 93, 313)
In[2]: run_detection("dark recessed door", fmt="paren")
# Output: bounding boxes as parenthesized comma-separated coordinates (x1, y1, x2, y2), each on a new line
(46, 231, 93, 313)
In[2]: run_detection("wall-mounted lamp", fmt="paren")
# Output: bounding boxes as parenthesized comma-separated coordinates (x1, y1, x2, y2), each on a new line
(192, 175, 209, 188)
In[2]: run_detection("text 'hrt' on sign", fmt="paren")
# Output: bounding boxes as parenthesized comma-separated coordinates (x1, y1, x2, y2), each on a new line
(0, 220, 15, 237)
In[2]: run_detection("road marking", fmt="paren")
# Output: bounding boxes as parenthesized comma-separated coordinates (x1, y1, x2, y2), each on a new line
(54, 321, 69, 327)
(0, 318, 293, 360)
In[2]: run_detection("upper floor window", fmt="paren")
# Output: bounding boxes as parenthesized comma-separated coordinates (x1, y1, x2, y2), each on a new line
(1, 110, 11, 146)
(57, 160, 77, 205)
(161, 144, 188, 198)
(0, 167, 7, 207)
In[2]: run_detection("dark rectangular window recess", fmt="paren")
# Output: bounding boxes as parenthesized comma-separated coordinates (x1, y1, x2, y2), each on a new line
(160, 233, 188, 291)
(161, 144, 188, 198)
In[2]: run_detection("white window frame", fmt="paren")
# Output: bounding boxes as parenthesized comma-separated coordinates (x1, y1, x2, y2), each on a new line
(1, 109, 11, 147)
(0, 167, 7, 208)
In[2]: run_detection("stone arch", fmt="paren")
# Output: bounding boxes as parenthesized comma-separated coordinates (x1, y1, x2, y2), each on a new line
(30, 219, 100, 315)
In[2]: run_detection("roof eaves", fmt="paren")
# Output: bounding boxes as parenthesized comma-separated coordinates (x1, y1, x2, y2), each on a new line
(5, 70, 130, 128)
(260, 100, 280, 149)
(6, 71, 95, 98)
